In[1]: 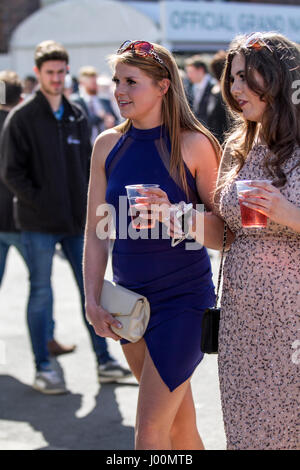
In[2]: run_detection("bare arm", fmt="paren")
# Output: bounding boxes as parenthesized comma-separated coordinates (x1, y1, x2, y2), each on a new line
(83, 129, 122, 340)
(186, 134, 235, 250)
(135, 133, 235, 250)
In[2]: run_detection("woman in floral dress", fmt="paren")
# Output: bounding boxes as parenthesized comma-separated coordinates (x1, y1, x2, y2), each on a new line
(144, 32, 300, 449)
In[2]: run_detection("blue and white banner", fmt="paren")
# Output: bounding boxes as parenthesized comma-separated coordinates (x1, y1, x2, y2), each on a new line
(161, 1, 300, 44)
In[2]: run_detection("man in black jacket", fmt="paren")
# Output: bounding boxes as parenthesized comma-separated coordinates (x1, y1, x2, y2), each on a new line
(0, 70, 77, 359)
(206, 50, 231, 145)
(0, 41, 131, 394)
(184, 55, 214, 128)
(0, 71, 26, 280)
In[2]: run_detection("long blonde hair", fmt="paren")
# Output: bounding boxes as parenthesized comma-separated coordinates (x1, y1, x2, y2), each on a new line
(109, 42, 221, 195)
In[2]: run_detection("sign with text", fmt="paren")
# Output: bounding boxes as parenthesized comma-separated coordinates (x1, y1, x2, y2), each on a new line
(161, 1, 300, 43)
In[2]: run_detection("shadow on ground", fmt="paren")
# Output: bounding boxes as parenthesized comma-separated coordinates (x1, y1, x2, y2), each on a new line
(0, 371, 135, 450)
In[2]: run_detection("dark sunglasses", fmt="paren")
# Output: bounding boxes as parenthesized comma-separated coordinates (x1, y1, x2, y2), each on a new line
(117, 40, 167, 69)
(244, 32, 273, 53)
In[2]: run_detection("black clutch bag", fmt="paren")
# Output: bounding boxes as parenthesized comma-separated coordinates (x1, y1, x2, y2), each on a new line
(201, 223, 227, 354)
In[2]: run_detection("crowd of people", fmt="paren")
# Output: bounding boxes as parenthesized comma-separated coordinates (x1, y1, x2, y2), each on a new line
(19, 49, 231, 145)
(0, 33, 299, 451)
(0, 43, 132, 395)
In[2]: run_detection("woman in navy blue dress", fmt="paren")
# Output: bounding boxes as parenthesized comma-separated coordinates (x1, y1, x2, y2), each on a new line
(83, 41, 220, 450)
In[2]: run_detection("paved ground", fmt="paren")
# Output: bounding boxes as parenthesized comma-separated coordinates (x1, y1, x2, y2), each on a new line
(0, 246, 226, 450)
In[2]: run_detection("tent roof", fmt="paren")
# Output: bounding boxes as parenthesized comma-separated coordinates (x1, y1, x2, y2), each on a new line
(11, 0, 159, 48)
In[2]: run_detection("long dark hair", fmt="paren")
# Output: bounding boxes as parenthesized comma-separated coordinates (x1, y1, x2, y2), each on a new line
(216, 32, 300, 199)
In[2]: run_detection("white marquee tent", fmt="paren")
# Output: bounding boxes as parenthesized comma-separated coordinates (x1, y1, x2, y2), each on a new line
(9, 0, 160, 77)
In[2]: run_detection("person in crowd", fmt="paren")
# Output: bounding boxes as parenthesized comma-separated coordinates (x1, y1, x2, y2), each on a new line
(97, 74, 122, 124)
(63, 73, 74, 100)
(206, 50, 231, 145)
(83, 40, 220, 449)
(0, 71, 26, 281)
(0, 70, 78, 358)
(0, 40, 131, 394)
(71, 66, 117, 144)
(142, 32, 300, 450)
(184, 55, 215, 128)
(71, 75, 79, 94)
(21, 75, 38, 100)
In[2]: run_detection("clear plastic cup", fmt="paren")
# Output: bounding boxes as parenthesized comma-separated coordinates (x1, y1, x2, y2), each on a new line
(235, 180, 271, 228)
(125, 184, 160, 229)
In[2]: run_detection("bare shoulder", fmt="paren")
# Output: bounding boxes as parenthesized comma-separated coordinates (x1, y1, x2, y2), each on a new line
(218, 139, 234, 175)
(180, 130, 218, 173)
(92, 128, 123, 169)
(181, 129, 216, 150)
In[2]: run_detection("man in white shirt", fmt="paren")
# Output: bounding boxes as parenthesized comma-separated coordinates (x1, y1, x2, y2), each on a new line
(184, 55, 214, 127)
(72, 66, 116, 144)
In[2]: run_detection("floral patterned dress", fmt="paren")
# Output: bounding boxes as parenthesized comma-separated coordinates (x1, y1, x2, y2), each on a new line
(218, 145, 300, 450)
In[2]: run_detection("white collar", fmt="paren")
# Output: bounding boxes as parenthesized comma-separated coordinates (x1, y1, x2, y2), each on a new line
(193, 74, 211, 92)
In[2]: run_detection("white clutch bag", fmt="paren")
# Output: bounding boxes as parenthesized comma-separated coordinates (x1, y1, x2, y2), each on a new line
(100, 280, 150, 343)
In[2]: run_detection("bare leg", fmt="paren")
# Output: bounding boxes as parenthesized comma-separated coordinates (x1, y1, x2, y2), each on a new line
(122, 338, 146, 381)
(122, 341, 203, 450)
(170, 383, 204, 450)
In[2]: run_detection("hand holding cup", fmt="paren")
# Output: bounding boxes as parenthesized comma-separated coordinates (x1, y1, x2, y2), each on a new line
(135, 187, 184, 237)
(236, 180, 271, 228)
(126, 184, 160, 229)
(237, 179, 298, 228)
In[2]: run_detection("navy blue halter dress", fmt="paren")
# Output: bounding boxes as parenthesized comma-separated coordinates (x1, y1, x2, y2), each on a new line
(105, 125, 215, 391)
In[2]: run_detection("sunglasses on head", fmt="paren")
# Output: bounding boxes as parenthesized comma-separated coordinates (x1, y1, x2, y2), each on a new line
(117, 40, 168, 70)
(244, 33, 273, 53)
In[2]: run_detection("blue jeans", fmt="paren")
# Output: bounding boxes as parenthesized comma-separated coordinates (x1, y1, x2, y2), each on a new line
(21, 231, 112, 371)
(0, 232, 27, 285)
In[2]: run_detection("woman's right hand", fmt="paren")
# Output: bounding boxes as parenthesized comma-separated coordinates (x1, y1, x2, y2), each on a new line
(85, 301, 123, 341)
(135, 188, 184, 237)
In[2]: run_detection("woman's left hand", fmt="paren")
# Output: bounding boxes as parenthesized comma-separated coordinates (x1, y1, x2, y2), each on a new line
(239, 181, 299, 228)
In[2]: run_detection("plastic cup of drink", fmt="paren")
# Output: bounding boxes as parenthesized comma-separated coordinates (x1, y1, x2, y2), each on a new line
(235, 180, 271, 228)
(125, 184, 160, 229)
